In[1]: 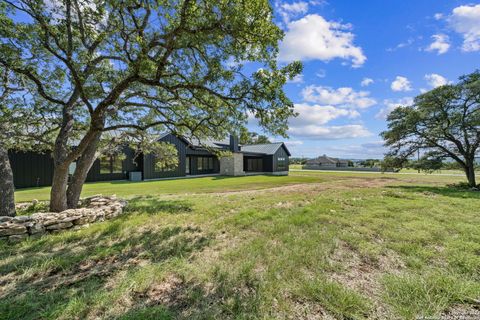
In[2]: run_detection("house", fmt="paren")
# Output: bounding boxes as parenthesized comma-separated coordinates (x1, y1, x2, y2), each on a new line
(9, 134, 290, 188)
(303, 155, 349, 169)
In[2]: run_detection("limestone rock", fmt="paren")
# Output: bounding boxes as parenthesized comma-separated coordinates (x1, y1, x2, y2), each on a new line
(0, 224, 27, 236)
(0, 216, 12, 223)
(3, 196, 127, 242)
(46, 222, 74, 230)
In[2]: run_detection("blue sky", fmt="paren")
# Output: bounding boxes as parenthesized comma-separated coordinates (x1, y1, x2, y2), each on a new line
(255, 0, 480, 159)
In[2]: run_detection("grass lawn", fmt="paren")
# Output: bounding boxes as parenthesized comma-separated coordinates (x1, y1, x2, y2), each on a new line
(14, 174, 326, 203)
(290, 163, 476, 176)
(2, 171, 480, 319)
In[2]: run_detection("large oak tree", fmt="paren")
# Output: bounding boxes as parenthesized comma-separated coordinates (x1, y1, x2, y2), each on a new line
(0, 65, 59, 216)
(382, 71, 480, 188)
(1, 0, 301, 211)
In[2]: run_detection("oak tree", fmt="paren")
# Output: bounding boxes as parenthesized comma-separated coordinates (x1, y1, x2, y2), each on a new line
(1, 0, 301, 211)
(382, 71, 480, 188)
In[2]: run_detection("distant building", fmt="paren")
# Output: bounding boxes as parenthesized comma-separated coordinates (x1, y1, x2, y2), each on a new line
(304, 155, 349, 168)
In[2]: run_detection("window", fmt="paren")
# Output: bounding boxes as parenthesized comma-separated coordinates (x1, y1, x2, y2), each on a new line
(100, 156, 111, 174)
(186, 157, 190, 174)
(196, 157, 214, 171)
(277, 157, 287, 170)
(155, 157, 178, 172)
(112, 156, 123, 173)
(100, 155, 124, 174)
(247, 158, 262, 171)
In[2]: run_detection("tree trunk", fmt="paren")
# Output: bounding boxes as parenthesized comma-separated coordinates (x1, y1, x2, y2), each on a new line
(66, 133, 101, 208)
(50, 163, 70, 212)
(0, 145, 16, 216)
(50, 106, 75, 212)
(465, 163, 477, 188)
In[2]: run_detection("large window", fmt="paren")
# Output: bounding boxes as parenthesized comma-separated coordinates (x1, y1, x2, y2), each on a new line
(155, 157, 178, 172)
(100, 155, 124, 174)
(197, 157, 214, 171)
(247, 158, 263, 172)
(277, 157, 287, 170)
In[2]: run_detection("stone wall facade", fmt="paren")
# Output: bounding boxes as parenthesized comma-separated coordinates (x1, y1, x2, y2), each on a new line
(219, 152, 245, 176)
(0, 195, 127, 242)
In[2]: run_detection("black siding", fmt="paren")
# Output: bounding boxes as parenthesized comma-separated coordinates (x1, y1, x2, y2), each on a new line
(9, 151, 54, 188)
(272, 146, 289, 172)
(10, 147, 139, 189)
(143, 133, 187, 179)
(263, 155, 274, 172)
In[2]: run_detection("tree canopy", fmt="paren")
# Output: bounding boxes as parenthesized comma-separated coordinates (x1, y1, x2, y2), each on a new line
(382, 71, 480, 187)
(0, 0, 301, 211)
(239, 129, 272, 145)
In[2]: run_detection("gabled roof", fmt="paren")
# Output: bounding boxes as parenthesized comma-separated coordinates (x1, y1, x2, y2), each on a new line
(307, 155, 348, 164)
(189, 137, 233, 149)
(241, 142, 291, 156)
(159, 132, 291, 156)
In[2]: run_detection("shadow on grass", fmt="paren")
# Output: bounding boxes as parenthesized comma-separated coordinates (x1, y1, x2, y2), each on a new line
(115, 265, 262, 320)
(126, 196, 193, 214)
(387, 185, 480, 200)
(0, 209, 210, 319)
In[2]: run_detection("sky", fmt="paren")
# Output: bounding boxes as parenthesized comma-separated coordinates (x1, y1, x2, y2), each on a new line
(253, 0, 480, 159)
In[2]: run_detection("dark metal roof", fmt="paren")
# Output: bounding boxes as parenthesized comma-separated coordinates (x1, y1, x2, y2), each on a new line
(159, 132, 291, 156)
(241, 142, 291, 156)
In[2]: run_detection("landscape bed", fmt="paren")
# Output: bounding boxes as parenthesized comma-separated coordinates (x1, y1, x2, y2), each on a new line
(2, 171, 480, 319)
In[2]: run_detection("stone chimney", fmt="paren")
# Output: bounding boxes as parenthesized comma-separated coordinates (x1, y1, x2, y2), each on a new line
(229, 135, 239, 152)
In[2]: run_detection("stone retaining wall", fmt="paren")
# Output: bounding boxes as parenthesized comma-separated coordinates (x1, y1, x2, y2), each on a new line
(0, 195, 127, 242)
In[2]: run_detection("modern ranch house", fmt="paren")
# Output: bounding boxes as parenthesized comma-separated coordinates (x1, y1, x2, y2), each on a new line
(9, 134, 291, 189)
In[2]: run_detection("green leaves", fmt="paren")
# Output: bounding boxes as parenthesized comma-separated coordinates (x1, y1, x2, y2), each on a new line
(382, 70, 480, 186)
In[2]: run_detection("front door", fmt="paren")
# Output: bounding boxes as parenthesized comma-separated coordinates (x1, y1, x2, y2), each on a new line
(186, 156, 190, 174)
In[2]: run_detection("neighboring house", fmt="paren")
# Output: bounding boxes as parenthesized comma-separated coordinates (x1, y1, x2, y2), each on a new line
(303, 155, 349, 169)
(9, 133, 290, 188)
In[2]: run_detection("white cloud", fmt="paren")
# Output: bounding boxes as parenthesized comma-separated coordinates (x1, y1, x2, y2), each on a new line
(301, 85, 377, 109)
(424, 73, 449, 88)
(376, 97, 414, 120)
(287, 73, 304, 83)
(287, 103, 369, 140)
(434, 13, 444, 20)
(279, 14, 366, 67)
(289, 124, 372, 139)
(360, 78, 374, 87)
(387, 38, 415, 52)
(290, 103, 360, 126)
(284, 140, 304, 146)
(316, 69, 326, 78)
(326, 141, 387, 158)
(449, 4, 480, 52)
(277, 1, 309, 24)
(426, 34, 450, 54)
(391, 76, 412, 92)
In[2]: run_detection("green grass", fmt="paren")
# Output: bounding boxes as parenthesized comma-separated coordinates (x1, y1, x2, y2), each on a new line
(15, 174, 325, 202)
(291, 164, 477, 176)
(3, 171, 480, 319)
